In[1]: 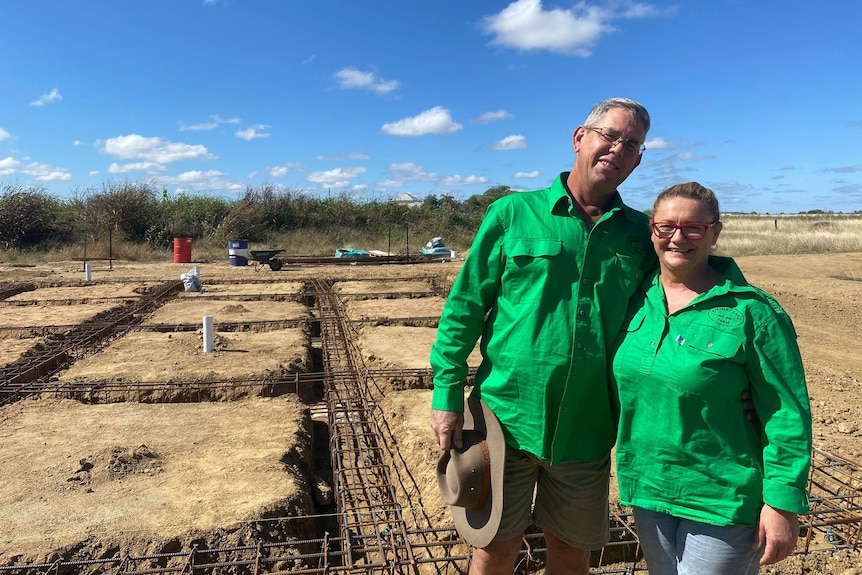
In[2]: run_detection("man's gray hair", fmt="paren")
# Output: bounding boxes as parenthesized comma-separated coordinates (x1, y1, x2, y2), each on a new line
(583, 98, 650, 134)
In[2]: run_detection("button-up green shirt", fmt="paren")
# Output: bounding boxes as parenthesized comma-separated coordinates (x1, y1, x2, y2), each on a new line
(612, 256, 812, 525)
(430, 173, 654, 464)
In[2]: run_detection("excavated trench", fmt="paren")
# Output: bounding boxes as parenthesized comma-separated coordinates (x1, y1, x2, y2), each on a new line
(1, 270, 859, 575)
(0, 274, 474, 574)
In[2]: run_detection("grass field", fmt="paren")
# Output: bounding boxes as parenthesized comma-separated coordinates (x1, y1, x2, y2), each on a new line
(716, 213, 862, 257)
(3, 213, 862, 265)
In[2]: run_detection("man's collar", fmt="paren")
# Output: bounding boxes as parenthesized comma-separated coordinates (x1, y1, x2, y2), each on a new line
(551, 172, 624, 218)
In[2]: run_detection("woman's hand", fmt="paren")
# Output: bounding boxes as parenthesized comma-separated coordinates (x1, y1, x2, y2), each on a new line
(755, 504, 799, 565)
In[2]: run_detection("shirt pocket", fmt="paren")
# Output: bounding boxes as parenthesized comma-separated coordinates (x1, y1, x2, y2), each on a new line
(615, 309, 654, 376)
(684, 327, 744, 359)
(611, 253, 644, 295)
(623, 306, 647, 334)
(502, 238, 563, 304)
(669, 327, 745, 396)
(602, 253, 646, 339)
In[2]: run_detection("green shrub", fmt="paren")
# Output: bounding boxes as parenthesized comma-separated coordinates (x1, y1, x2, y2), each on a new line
(76, 181, 161, 243)
(145, 192, 233, 249)
(0, 184, 71, 249)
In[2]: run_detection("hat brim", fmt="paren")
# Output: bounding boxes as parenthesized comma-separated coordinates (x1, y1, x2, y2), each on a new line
(447, 397, 506, 548)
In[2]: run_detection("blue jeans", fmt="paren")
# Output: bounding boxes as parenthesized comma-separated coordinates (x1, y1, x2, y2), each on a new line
(633, 507, 763, 575)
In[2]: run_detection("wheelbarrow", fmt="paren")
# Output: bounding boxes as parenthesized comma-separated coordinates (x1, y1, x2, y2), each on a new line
(249, 249, 285, 271)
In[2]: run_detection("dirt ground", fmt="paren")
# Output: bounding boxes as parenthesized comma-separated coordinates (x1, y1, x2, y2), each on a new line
(1, 254, 861, 574)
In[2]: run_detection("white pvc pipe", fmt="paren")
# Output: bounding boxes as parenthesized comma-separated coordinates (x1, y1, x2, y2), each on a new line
(203, 315, 214, 353)
(84, 262, 92, 282)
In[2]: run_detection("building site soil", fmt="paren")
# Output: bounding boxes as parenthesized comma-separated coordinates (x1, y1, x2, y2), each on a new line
(0, 253, 861, 574)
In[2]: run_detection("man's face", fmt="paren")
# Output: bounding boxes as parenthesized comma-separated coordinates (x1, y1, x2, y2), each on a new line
(572, 107, 646, 193)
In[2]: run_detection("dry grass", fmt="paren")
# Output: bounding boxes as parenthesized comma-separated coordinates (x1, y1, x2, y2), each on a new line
(242, 229, 413, 257)
(3, 214, 862, 265)
(714, 214, 862, 257)
(1, 240, 168, 264)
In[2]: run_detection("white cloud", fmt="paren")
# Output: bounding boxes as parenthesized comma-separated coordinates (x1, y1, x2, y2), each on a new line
(481, 0, 668, 57)
(388, 162, 424, 173)
(34, 170, 72, 182)
(490, 134, 527, 150)
(30, 88, 62, 107)
(383, 162, 437, 183)
(0, 156, 71, 181)
(440, 175, 489, 186)
(334, 68, 399, 94)
(381, 106, 463, 137)
(315, 152, 371, 161)
(173, 170, 225, 183)
(514, 170, 541, 178)
(644, 136, 672, 150)
(617, 3, 668, 19)
(157, 170, 245, 193)
(108, 161, 167, 174)
(211, 115, 240, 124)
(181, 120, 217, 131)
(380, 162, 485, 189)
(235, 124, 271, 140)
(102, 134, 216, 164)
(376, 179, 403, 188)
(674, 151, 715, 161)
(0, 157, 20, 172)
(475, 110, 514, 124)
(180, 114, 241, 132)
(266, 162, 303, 178)
(825, 164, 862, 174)
(306, 166, 367, 189)
(0, 127, 11, 141)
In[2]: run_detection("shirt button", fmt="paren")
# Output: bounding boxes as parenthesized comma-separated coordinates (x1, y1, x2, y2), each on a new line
(576, 343, 583, 349)
(578, 309, 585, 315)
(562, 406, 569, 412)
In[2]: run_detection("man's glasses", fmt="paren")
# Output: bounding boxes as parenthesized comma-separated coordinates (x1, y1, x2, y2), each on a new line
(650, 221, 718, 240)
(585, 127, 646, 156)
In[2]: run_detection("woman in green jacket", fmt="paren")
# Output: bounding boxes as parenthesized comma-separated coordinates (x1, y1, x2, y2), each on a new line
(611, 182, 812, 574)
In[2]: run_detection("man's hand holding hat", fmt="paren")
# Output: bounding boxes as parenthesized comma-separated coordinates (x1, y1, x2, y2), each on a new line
(430, 409, 464, 450)
(435, 397, 505, 549)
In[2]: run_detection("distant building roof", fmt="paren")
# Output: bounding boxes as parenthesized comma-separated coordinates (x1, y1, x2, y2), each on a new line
(392, 192, 422, 207)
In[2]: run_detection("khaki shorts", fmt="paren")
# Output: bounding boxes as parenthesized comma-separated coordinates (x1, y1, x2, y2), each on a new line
(493, 447, 610, 550)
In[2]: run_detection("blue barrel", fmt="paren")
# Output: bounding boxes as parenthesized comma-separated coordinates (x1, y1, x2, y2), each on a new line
(228, 239, 249, 266)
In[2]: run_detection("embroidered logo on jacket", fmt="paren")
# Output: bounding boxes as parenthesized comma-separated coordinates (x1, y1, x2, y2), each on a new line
(708, 307, 744, 327)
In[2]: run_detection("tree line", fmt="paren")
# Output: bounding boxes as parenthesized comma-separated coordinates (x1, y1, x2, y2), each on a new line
(0, 182, 516, 252)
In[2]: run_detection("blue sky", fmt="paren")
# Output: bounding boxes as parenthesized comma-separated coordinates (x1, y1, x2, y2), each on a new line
(2, 0, 861, 214)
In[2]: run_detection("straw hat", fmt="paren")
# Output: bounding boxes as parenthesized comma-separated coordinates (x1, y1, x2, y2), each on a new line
(436, 397, 505, 548)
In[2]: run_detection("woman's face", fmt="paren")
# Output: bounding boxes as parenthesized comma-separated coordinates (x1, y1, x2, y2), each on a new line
(651, 197, 721, 274)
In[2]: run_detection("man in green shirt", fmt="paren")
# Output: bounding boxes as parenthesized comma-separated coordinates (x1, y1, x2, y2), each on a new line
(430, 98, 655, 575)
